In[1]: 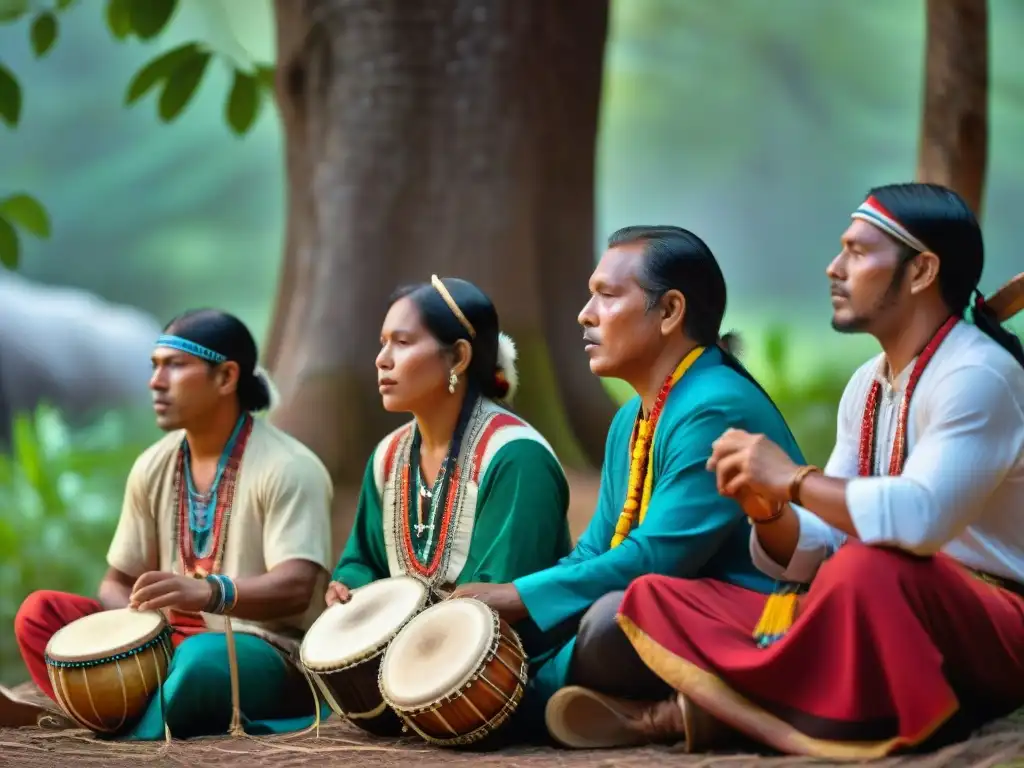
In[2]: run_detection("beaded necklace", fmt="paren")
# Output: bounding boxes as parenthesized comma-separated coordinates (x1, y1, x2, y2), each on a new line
(609, 346, 705, 548)
(400, 400, 472, 572)
(175, 414, 252, 574)
(857, 315, 958, 477)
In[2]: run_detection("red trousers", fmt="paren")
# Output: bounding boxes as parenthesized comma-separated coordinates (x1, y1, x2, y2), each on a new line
(618, 542, 1024, 758)
(15, 591, 199, 703)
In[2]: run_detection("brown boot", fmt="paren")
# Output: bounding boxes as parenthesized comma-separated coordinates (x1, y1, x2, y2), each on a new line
(678, 691, 744, 753)
(0, 685, 49, 728)
(545, 686, 687, 749)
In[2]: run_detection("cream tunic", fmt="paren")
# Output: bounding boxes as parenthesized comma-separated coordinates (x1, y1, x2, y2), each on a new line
(106, 417, 334, 651)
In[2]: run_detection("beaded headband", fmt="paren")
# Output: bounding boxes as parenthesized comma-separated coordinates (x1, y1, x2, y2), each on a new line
(431, 274, 476, 338)
(155, 334, 227, 364)
(851, 196, 931, 254)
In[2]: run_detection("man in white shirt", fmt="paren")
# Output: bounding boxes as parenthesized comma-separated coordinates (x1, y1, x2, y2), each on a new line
(542, 182, 1024, 758)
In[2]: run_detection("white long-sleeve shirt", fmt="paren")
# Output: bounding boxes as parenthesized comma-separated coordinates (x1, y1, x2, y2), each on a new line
(752, 321, 1024, 584)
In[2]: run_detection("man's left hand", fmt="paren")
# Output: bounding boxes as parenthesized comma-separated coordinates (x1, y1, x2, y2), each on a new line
(449, 582, 528, 623)
(707, 428, 799, 502)
(130, 571, 213, 613)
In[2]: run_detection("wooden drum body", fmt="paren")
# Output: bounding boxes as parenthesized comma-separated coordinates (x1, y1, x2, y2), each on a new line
(379, 597, 528, 747)
(300, 575, 429, 736)
(44, 608, 173, 734)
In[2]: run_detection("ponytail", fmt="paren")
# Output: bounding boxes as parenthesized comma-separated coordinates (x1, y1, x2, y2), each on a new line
(238, 366, 279, 413)
(714, 330, 803, 448)
(972, 290, 1024, 368)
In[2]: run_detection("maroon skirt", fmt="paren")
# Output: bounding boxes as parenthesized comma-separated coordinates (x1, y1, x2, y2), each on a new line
(617, 540, 1024, 758)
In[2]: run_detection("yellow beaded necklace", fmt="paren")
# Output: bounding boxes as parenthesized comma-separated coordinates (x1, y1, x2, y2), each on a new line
(609, 346, 705, 548)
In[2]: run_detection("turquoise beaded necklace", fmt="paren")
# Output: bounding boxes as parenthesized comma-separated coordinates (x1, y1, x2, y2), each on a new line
(182, 414, 246, 559)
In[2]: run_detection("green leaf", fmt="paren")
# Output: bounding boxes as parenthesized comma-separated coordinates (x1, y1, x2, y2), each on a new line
(0, 61, 21, 127)
(763, 325, 789, 381)
(1, 193, 51, 237)
(255, 64, 275, 92)
(158, 49, 210, 122)
(105, 0, 130, 40)
(30, 12, 58, 57)
(127, 0, 176, 40)
(0, 216, 20, 269)
(225, 68, 261, 135)
(56, 0, 77, 9)
(0, 0, 29, 23)
(125, 42, 198, 105)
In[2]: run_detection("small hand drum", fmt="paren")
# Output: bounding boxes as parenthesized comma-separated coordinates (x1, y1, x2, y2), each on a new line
(44, 608, 173, 734)
(300, 575, 431, 736)
(379, 597, 528, 747)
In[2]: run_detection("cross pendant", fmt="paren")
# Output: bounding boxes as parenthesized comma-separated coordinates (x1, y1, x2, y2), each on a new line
(414, 522, 433, 536)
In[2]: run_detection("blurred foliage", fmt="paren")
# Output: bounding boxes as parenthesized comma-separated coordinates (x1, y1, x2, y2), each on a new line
(0, 0, 273, 269)
(0, 405, 150, 684)
(757, 325, 848, 467)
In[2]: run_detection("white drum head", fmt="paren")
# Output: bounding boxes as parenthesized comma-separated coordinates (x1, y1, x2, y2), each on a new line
(46, 608, 166, 662)
(301, 576, 428, 669)
(381, 598, 495, 708)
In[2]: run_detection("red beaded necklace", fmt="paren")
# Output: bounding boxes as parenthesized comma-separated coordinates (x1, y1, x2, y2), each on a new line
(857, 315, 958, 477)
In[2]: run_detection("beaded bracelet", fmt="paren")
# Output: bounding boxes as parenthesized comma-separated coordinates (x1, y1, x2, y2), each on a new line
(219, 574, 238, 613)
(203, 574, 238, 614)
(204, 574, 224, 613)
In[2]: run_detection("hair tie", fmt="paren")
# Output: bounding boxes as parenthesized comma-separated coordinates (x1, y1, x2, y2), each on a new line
(974, 288, 986, 310)
(494, 332, 519, 405)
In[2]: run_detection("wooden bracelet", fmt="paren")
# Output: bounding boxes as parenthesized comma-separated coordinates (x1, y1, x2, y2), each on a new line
(788, 465, 821, 506)
(751, 502, 786, 525)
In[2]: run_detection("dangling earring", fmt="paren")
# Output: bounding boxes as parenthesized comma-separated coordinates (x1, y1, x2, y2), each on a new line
(448, 370, 458, 394)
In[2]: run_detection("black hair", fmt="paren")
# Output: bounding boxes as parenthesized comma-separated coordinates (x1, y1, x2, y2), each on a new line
(869, 182, 1023, 367)
(609, 226, 729, 349)
(163, 308, 274, 412)
(607, 225, 796, 435)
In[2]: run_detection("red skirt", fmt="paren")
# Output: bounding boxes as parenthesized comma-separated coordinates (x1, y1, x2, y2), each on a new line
(617, 541, 1024, 759)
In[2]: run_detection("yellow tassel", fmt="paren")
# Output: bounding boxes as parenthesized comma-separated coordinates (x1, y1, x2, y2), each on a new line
(752, 585, 803, 648)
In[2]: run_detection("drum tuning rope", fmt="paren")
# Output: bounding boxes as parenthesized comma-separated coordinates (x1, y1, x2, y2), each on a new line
(220, 614, 326, 744)
(223, 616, 244, 738)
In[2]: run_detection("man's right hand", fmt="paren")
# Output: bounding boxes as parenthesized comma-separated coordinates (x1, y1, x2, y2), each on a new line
(325, 581, 351, 606)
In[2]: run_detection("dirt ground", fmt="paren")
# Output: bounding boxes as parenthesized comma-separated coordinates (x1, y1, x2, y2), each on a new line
(2, 472, 1023, 767)
(0, 697, 1021, 768)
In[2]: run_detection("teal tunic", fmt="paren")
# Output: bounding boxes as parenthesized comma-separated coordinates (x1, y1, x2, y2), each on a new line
(513, 347, 805, 711)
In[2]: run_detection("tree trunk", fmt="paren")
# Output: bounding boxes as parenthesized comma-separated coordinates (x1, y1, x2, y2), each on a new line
(265, 0, 614, 554)
(917, 0, 988, 216)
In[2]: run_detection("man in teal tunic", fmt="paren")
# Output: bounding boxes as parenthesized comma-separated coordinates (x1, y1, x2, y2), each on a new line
(451, 226, 806, 741)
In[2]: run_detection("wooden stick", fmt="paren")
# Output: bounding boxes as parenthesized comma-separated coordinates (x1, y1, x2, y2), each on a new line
(224, 617, 244, 737)
(986, 273, 1024, 322)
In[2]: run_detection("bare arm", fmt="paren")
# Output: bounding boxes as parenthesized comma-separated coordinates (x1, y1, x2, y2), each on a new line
(228, 559, 324, 621)
(98, 567, 135, 610)
(130, 559, 326, 620)
(750, 502, 802, 567)
(787, 474, 857, 535)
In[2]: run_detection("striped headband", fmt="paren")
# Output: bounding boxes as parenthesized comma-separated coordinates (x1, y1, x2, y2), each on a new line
(851, 196, 931, 254)
(431, 274, 476, 338)
(155, 334, 227, 364)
